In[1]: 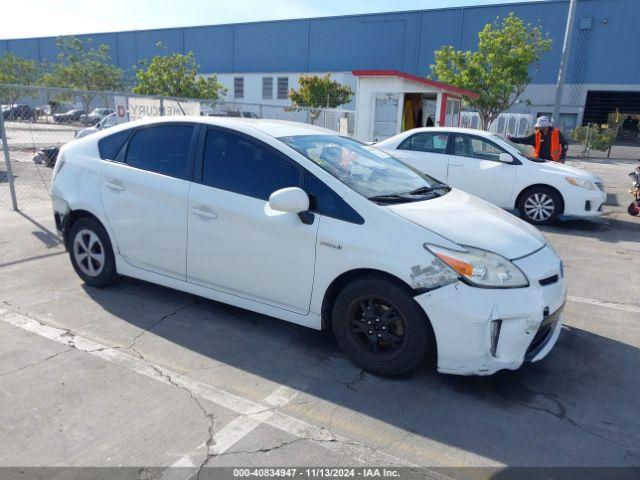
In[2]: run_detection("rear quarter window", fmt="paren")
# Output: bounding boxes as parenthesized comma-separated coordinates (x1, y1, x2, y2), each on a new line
(98, 130, 131, 160)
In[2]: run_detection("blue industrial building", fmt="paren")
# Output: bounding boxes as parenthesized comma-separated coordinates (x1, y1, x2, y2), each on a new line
(1, 0, 639, 129)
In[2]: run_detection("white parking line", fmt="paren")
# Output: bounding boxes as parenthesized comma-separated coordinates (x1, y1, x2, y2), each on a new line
(0, 307, 418, 469)
(567, 295, 640, 313)
(210, 384, 304, 456)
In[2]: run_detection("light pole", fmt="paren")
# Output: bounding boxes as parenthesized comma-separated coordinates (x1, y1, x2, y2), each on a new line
(552, 0, 578, 129)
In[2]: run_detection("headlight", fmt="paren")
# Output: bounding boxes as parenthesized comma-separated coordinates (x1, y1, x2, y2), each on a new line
(424, 244, 529, 288)
(565, 176, 596, 190)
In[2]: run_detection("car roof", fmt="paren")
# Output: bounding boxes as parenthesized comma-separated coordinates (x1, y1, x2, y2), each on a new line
(403, 127, 499, 137)
(127, 116, 338, 139)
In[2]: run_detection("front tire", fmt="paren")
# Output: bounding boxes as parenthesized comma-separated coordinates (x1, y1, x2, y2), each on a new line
(518, 187, 561, 225)
(332, 277, 434, 376)
(68, 217, 118, 287)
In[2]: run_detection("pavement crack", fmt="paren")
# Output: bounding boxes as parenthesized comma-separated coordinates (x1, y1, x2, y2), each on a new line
(207, 437, 307, 459)
(0, 348, 73, 378)
(124, 296, 198, 351)
(515, 381, 636, 454)
(344, 369, 367, 392)
(119, 343, 215, 480)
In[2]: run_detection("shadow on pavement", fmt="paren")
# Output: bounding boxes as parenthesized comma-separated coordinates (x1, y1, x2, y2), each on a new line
(83, 279, 640, 468)
(541, 215, 640, 243)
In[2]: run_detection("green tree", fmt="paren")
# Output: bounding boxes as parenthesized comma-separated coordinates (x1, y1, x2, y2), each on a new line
(288, 74, 354, 120)
(133, 50, 226, 101)
(0, 53, 41, 105)
(430, 13, 552, 130)
(41, 36, 124, 112)
(571, 124, 615, 153)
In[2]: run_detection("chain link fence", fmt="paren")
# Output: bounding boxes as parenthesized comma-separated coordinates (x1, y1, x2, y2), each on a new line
(0, 84, 355, 214)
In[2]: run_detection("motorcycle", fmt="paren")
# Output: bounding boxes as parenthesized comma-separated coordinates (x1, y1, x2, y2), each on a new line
(628, 165, 640, 216)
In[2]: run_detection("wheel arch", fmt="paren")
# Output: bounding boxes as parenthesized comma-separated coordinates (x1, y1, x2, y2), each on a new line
(321, 268, 439, 369)
(63, 209, 105, 249)
(515, 184, 565, 215)
(321, 268, 427, 329)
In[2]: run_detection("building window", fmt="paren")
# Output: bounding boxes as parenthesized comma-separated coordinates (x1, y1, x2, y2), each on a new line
(277, 77, 289, 100)
(262, 77, 273, 100)
(234, 77, 244, 99)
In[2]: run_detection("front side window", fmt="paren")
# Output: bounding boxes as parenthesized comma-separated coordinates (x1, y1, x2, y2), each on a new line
(453, 134, 506, 162)
(305, 173, 364, 224)
(203, 129, 301, 200)
(398, 132, 449, 153)
(280, 135, 449, 203)
(125, 124, 194, 179)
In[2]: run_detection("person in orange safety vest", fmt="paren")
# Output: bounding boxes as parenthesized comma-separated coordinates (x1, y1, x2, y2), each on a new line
(508, 116, 568, 162)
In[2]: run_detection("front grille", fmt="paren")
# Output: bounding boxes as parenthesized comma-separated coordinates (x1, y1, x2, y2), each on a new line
(539, 274, 559, 286)
(595, 181, 605, 192)
(527, 322, 553, 355)
(525, 303, 564, 361)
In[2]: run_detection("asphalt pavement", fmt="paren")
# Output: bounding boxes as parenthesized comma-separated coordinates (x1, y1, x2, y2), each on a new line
(0, 148, 638, 479)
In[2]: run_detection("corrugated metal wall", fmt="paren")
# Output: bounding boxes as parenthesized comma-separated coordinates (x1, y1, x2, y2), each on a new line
(0, 0, 638, 85)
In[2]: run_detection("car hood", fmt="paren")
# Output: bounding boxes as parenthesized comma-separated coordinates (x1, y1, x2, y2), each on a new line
(387, 188, 546, 260)
(532, 159, 599, 180)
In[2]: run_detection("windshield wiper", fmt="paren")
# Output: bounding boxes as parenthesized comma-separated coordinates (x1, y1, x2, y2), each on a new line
(405, 186, 433, 195)
(368, 194, 415, 204)
(405, 184, 450, 196)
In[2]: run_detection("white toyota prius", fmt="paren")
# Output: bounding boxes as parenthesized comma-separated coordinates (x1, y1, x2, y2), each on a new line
(51, 117, 566, 376)
(376, 127, 606, 225)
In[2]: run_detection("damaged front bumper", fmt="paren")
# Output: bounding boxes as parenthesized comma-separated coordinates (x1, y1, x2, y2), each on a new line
(414, 245, 566, 376)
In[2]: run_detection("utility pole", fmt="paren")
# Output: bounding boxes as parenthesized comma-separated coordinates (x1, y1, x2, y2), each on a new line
(552, 0, 578, 129)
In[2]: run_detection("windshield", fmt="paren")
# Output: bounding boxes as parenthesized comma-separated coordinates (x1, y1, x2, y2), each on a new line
(279, 135, 450, 203)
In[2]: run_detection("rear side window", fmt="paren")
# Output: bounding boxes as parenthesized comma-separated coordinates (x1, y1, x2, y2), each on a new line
(398, 133, 449, 153)
(202, 128, 301, 200)
(305, 174, 364, 225)
(125, 125, 194, 179)
(98, 130, 131, 160)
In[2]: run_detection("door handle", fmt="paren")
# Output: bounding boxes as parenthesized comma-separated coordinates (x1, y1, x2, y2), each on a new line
(449, 161, 464, 167)
(191, 207, 218, 220)
(104, 180, 125, 191)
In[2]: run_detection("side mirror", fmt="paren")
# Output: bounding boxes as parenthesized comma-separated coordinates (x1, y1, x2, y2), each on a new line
(499, 152, 514, 163)
(269, 187, 310, 214)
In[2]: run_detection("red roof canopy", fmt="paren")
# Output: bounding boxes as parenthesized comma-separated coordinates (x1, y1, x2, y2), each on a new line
(352, 70, 479, 99)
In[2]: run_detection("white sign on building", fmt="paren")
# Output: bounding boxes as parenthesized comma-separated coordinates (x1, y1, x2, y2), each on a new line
(113, 96, 129, 123)
(127, 98, 201, 121)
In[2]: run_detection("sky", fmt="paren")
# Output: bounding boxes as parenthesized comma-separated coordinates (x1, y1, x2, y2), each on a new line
(1, 0, 546, 39)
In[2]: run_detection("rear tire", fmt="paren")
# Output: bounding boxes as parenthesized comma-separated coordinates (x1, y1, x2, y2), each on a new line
(331, 277, 434, 376)
(68, 217, 118, 287)
(518, 186, 562, 225)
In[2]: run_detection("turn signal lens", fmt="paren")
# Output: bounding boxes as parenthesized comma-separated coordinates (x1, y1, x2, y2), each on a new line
(565, 176, 596, 190)
(425, 244, 530, 288)
(434, 253, 474, 277)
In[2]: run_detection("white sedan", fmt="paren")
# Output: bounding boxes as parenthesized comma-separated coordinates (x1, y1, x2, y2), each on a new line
(51, 117, 565, 376)
(376, 127, 607, 225)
